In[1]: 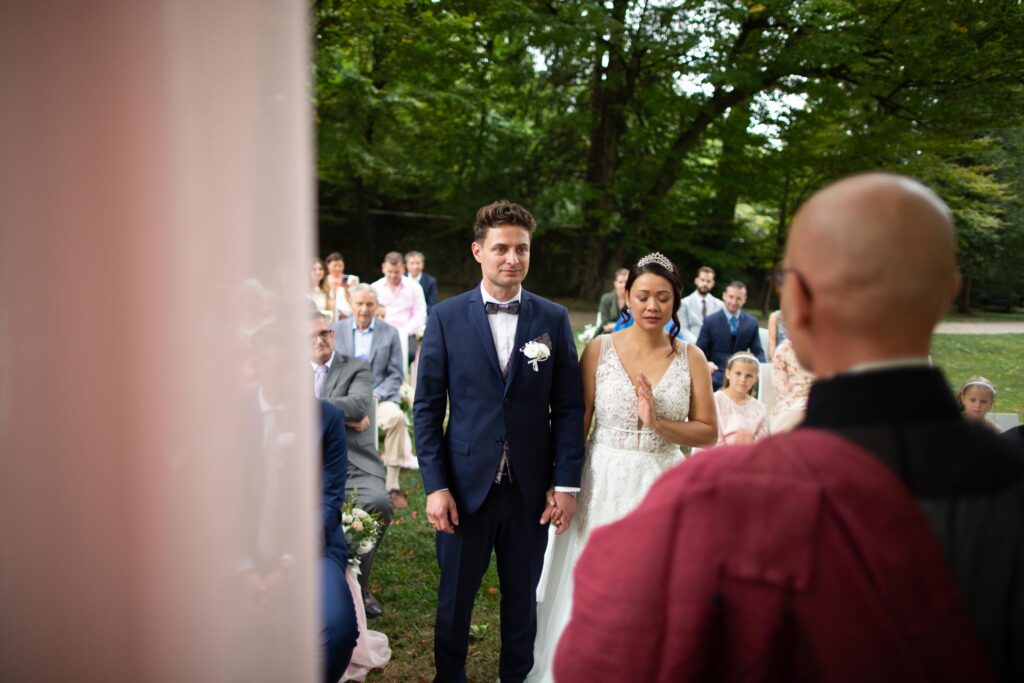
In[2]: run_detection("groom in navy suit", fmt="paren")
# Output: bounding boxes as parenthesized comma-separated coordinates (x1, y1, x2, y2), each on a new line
(415, 200, 585, 683)
(696, 280, 766, 389)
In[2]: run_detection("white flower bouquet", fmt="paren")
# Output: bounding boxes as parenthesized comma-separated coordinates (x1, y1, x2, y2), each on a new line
(341, 493, 384, 568)
(577, 323, 598, 345)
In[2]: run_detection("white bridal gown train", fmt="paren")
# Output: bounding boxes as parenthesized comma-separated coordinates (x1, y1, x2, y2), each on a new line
(527, 334, 691, 682)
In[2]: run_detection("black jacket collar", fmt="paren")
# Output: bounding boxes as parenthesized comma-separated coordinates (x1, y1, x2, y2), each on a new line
(803, 367, 960, 430)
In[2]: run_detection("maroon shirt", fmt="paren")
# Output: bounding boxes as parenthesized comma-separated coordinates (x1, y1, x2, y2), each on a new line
(554, 430, 992, 682)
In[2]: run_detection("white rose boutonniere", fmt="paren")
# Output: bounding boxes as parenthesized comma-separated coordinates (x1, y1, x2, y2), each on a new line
(521, 337, 552, 372)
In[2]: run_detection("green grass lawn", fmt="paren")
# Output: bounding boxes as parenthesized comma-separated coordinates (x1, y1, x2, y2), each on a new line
(366, 470, 501, 682)
(365, 331, 1020, 681)
(930, 334, 1023, 416)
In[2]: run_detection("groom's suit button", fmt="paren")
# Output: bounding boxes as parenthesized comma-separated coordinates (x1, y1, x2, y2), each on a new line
(495, 438, 504, 445)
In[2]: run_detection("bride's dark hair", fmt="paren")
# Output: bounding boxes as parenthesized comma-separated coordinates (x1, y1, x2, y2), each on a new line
(619, 256, 683, 353)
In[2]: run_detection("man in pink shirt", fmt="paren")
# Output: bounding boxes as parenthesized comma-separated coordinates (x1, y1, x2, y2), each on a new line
(371, 251, 427, 364)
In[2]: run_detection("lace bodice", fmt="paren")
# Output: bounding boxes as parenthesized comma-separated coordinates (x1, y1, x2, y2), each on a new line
(589, 334, 691, 454)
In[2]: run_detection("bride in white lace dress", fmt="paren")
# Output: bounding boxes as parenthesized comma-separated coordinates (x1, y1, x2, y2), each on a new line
(527, 254, 718, 682)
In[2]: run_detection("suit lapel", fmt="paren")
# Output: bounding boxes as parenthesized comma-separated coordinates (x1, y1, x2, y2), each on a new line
(468, 290, 504, 383)
(366, 322, 379, 364)
(504, 291, 534, 394)
(324, 352, 345, 395)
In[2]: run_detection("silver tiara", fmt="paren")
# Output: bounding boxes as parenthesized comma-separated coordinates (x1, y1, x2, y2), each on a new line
(729, 352, 760, 365)
(637, 252, 673, 272)
(963, 380, 997, 396)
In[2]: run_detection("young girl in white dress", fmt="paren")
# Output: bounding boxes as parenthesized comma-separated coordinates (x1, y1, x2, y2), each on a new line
(713, 352, 769, 445)
(527, 253, 718, 683)
(957, 375, 1003, 433)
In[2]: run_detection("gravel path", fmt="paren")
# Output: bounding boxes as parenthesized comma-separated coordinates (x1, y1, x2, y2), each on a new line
(934, 321, 1024, 335)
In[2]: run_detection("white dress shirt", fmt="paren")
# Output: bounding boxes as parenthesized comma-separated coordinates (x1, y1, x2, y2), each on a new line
(480, 282, 520, 374)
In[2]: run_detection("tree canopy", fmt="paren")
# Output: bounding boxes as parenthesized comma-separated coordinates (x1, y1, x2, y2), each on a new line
(315, 0, 1024, 307)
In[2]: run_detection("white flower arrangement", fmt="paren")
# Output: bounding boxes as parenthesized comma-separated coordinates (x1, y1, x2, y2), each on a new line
(521, 340, 551, 372)
(399, 382, 415, 408)
(577, 323, 598, 345)
(341, 494, 384, 568)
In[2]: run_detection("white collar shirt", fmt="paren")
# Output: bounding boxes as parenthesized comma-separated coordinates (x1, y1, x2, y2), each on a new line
(480, 282, 521, 374)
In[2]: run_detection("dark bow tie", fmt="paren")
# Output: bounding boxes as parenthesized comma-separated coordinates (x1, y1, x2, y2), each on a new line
(485, 301, 520, 315)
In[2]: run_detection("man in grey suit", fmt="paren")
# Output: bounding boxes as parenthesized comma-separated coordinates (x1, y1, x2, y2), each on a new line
(334, 284, 411, 510)
(313, 311, 393, 619)
(678, 266, 724, 340)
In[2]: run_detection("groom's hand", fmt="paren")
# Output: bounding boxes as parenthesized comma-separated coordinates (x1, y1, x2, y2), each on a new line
(551, 492, 578, 536)
(426, 490, 459, 534)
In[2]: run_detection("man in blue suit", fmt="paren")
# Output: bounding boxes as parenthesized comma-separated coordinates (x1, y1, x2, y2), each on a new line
(415, 200, 585, 683)
(696, 280, 766, 389)
(406, 250, 439, 313)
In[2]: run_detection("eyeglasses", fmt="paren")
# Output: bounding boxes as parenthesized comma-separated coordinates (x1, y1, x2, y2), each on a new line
(312, 329, 333, 342)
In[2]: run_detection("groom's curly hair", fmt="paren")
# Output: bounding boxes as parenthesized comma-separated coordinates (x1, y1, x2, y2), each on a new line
(620, 258, 684, 354)
(474, 200, 537, 241)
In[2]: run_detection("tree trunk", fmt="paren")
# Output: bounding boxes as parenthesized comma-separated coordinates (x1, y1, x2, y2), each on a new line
(958, 274, 973, 314)
(577, 0, 630, 298)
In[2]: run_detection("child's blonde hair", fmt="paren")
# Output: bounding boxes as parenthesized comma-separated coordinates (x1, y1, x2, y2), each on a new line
(722, 352, 760, 396)
(956, 375, 997, 412)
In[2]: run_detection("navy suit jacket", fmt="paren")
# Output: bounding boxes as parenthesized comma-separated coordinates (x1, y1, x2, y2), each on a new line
(414, 287, 585, 516)
(418, 272, 438, 313)
(320, 400, 349, 568)
(696, 309, 766, 387)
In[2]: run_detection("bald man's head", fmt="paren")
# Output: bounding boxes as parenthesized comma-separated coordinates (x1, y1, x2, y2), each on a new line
(781, 173, 959, 375)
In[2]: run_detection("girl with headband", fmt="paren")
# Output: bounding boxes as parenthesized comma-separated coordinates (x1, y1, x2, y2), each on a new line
(713, 351, 769, 445)
(957, 376, 1002, 432)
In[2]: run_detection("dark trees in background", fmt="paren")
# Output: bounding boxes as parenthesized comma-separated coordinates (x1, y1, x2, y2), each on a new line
(315, 0, 1024, 310)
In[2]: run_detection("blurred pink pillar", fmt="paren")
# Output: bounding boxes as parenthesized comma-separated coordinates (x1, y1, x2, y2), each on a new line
(0, 2, 318, 680)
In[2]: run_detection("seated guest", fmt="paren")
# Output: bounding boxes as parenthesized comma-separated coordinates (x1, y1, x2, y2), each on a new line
(696, 280, 766, 389)
(712, 352, 768, 445)
(555, 174, 1024, 682)
(308, 258, 333, 317)
(326, 251, 358, 321)
(312, 310, 393, 620)
(405, 250, 438, 313)
(252, 320, 357, 682)
(596, 268, 629, 335)
(679, 266, 724, 340)
(957, 376, 1003, 432)
(333, 284, 411, 510)
(372, 251, 426, 364)
(769, 338, 814, 433)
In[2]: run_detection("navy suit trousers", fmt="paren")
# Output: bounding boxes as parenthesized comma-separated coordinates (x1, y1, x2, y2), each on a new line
(434, 480, 550, 683)
(322, 557, 358, 683)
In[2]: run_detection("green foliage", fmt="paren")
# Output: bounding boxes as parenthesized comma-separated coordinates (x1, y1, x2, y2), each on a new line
(316, 0, 1024, 303)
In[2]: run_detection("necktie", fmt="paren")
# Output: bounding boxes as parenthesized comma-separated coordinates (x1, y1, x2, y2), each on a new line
(485, 301, 520, 315)
(314, 364, 328, 398)
(701, 298, 707, 320)
(729, 315, 739, 337)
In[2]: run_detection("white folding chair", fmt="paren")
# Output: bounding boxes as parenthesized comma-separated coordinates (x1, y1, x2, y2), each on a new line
(991, 412, 1020, 432)
(398, 334, 410, 382)
(758, 327, 770, 357)
(757, 362, 776, 413)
